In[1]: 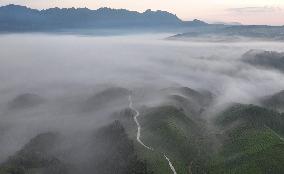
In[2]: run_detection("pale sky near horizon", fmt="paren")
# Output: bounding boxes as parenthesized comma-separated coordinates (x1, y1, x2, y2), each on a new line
(0, 0, 283, 25)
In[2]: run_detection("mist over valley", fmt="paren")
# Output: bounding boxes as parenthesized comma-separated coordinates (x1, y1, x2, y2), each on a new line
(0, 4, 284, 174)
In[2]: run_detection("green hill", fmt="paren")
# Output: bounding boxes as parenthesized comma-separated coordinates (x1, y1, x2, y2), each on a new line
(112, 87, 216, 174)
(87, 120, 152, 174)
(209, 104, 284, 174)
(81, 87, 130, 112)
(0, 121, 153, 174)
(261, 90, 284, 112)
(0, 132, 68, 174)
(2, 86, 284, 174)
(135, 105, 214, 174)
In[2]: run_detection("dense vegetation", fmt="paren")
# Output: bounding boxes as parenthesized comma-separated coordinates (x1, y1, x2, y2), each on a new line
(261, 90, 284, 112)
(0, 132, 68, 174)
(242, 50, 284, 73)
(0, 121, 153, 174)
(89, 120, 152, 174)
(209, 104, 284, 174)
(139, 105, 213, 174)
(1, 86, 284, 174)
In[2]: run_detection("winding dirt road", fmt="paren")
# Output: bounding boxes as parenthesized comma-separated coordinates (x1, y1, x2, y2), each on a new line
(128, 95, 177, 174)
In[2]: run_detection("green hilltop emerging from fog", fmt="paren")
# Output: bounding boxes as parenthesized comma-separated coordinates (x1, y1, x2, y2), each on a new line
(1, 82, 284, 174)
(0, 7, 284, 172)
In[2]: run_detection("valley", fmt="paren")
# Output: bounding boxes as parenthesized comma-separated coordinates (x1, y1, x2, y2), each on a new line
(0, 34, 284, 174)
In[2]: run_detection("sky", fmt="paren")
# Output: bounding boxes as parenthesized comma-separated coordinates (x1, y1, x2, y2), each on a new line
(0, 0, 283, 25)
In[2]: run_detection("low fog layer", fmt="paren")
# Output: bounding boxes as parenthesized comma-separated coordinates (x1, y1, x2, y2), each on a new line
(242, 49, 284, 73)
(0, 33, 284, 162)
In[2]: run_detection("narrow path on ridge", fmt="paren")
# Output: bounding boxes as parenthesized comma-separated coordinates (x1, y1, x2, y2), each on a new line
(128, 95, 177, 174)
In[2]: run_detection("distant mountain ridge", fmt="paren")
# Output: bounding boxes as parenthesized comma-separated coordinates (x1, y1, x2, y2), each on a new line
(169, 24, 284, 42)
(0, 4, 208, 31)
(242, 50, 284, 72)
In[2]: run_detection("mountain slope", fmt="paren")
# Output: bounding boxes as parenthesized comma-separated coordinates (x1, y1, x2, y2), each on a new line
(0, 121, 153, 174)
(81, 87, 130, 112)
(7, 93, 45, 110)
(0, 132, 68, 174)
(209, 104, 284, 174)
(261, 90, 284, 111)
(0, 4, 207, 32)
(169, 25, 284, 42)
(139, 105, 213, 174)
(242, 50, 284, 73)
(84, 120, 152, 174)
(1, 85, 284, 174)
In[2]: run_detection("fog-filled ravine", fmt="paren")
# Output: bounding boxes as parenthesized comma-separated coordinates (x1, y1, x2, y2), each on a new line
(1, 34, 284, 174)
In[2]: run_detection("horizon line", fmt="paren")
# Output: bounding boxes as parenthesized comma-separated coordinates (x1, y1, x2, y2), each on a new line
(2, 3, 284, 26)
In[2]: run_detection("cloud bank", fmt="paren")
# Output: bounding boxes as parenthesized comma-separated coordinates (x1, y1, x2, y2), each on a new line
(228, 6, 282, 13)
(0, 33, 284, 162)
